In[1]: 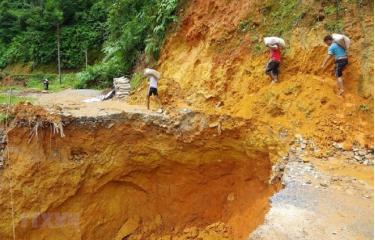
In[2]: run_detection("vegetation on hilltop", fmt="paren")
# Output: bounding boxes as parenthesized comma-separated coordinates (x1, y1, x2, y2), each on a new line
(0, 0, 180, 88)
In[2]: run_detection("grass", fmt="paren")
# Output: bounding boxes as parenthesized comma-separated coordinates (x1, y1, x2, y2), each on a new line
(324, 5, 337, 16)
(0, 93, 33, 105)
(358, 104, 370, 112)
(324, 20, 344, 32)
(238, 17, 255, 33)
(130, 72, 146, 90)
(25, 73, 81, 92)
(263, 0, 303, 36)
(0, 112, 7, 123)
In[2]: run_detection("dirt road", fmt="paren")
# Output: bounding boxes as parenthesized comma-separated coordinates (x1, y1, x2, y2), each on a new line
(27, 89, 153, 117)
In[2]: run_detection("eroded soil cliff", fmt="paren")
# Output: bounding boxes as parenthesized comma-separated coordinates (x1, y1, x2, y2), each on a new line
(0, 108, 279, 240)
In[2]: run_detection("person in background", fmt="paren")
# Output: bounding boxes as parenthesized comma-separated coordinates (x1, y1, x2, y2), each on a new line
(43, 78, 49, 91)
(144, 68, 163, 113)
(265, 43, 282, 83)
(321, 35, 348, 96)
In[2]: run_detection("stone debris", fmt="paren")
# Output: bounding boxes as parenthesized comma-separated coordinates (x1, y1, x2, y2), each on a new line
(272, 134, 374, 189)
(332, 142, 374, 166)
(114, 77, 131, 98)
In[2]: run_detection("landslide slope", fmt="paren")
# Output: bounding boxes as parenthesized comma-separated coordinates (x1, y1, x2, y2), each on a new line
(131, 0, 374, 150)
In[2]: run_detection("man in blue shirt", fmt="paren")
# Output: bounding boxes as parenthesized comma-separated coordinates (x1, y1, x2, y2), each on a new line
(321, 35, 349, 96)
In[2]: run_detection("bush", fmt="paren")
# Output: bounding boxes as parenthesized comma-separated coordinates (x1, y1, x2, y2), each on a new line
(324, 20, 344, 32)
(77, 0, 180, 88)
(0, 0, 180, 89)
(130, 72, 145, 90)
(75, 57, 124, 89)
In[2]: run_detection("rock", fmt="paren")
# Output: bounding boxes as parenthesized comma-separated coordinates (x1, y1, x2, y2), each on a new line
(354, 155, 362, 161)
(216, 101, 224, 108)
(333, 142, 343, 149)
(358, 150, 367, 156)
(183, 227, 199, 238)
(113, 218, 139, 240)
(295, 134, 303, 140)
(320, 182, 328, 188)
(209, 123, 219, 128)
(227, 192, 235, 202)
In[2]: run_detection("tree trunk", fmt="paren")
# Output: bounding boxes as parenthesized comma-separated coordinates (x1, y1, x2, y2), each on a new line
(85, 49, 88, 69)
(57, 24, 62, 84)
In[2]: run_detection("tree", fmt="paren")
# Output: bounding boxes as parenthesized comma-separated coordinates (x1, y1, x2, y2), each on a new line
(44, 0, 63, 83)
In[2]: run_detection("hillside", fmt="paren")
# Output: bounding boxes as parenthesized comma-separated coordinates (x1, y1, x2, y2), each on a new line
(132, 0, 374, 152)
(0, 0, 373, 240)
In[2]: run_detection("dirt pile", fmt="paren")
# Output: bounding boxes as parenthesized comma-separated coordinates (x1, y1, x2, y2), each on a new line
(0, 109, 279, 240)
(130, 0, 374, 152)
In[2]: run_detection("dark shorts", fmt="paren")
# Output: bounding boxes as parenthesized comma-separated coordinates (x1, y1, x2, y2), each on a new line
(148, 87, 158, 96)
(335, 58, 348, 77)
(266, 61, 280, 76)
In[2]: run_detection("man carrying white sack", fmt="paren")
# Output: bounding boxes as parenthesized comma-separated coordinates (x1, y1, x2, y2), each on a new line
(144, 68, 163, 113)
(321, 34, 350, 96)
(264, 37, 284, 84)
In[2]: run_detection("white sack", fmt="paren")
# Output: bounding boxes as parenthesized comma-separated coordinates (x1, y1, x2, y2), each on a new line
(332, 33, 350, 50)
(144, 68, 161, 79)
(264, 37, 286, 47)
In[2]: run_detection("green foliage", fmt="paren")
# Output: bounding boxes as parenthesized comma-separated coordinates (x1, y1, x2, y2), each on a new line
(75, 57, 124, 88)
(324, 20, 344, 32)
(130, 72, 145, 90)
(358, 104, 369, 112)
(264, 0, 302, 36)
(26, 73, 80, 92)
(0, 113, 7, 123)
(0, 0, 109, 69)
(78, 0, 179, 88)
(324, 5, 337, 15)
(251, 43, 263, 55)
(238, 17, 254, 33)
(0, 93, 33, 105)
(0, 0, 180, 89)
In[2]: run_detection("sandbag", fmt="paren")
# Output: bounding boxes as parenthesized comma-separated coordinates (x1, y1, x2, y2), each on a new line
(332, 33, 350, 50)
(113, 76, 131, 99)
(144, 68, 161, 79)
(264, 37, 286, 47)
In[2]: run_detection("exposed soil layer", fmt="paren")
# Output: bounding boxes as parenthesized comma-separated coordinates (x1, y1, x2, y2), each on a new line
(130, 0, 374, 152)
(0, 111, 278, 240)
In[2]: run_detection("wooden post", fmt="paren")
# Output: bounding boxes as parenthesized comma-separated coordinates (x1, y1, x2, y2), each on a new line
(57, 24, 62, 84)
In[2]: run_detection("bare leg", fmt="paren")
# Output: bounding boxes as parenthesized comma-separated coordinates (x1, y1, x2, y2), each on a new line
(266, 72, 273, 81)
(271, 72, 278, 83)
(337, 77, 344, 95)
(155, 96, 163, 110)
(146, 96, 150, 110)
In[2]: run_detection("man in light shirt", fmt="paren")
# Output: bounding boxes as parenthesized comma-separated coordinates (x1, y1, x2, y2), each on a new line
(144, 68, 163, 112)
(321, 35, 349, 96)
